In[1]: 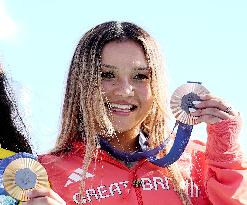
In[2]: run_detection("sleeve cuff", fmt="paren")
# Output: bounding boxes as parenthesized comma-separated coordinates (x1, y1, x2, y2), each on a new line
(205, 114, 242, 162)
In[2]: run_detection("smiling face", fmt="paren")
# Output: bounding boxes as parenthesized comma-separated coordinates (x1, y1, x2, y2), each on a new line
(101, 40, 153, 133)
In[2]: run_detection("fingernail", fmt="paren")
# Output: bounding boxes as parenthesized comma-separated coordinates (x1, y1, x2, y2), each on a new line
(192, 101, 201, 105)
(189, 108, 197, 112)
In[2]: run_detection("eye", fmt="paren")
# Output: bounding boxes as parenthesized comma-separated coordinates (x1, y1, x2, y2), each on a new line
(101, 71, 115, 79)
(133, 73, 149, 80)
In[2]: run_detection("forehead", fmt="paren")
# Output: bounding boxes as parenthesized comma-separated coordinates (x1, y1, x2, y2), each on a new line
(101, 40, 147, 68)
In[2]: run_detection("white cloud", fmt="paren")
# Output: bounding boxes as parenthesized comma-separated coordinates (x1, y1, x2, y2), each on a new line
(0, 0, 18, 40)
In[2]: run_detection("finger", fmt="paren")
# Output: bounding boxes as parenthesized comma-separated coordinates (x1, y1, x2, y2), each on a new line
(28, 188, 65, 204)
(196, 114, 222, 124)
(193, 98, 225, 110)
(23, 196, 64, 205)
(199, 93, 222, 101)
(191, 107, 230, 120)
(192, 98, 238, 117)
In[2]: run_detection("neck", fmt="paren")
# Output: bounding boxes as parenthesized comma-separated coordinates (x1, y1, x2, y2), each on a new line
(108, 128, 140, 152)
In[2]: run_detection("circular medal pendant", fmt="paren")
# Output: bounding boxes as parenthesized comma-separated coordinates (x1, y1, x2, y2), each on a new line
(3, 157, 49, 201)
(170, 82, 209, 125)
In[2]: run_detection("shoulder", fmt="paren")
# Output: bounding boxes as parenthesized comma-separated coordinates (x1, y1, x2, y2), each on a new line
(186, 140, 206, 154)
(38, 150, 83, 169)
(38, 153, 59, 162)
(176, 139, 206, 164)
(176, 140, 207, 180)
(38, 152, 67, 166)
(178, 140, 206, 168)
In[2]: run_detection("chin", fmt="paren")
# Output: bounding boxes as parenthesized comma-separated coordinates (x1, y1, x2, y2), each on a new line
(112, 121, 141, 133)
(112, 126, 132, 133)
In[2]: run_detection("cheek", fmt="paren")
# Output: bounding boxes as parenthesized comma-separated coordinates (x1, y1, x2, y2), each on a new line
(137, 84, 153, 105)
(139, 83, 152, 97)
(101, 81, 114, 94)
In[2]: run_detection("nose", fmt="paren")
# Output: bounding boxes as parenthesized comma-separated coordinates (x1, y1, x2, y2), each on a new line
(114, 78, 134, 97)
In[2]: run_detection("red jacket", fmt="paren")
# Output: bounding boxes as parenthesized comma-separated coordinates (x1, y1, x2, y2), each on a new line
(39, 116, 247, 204)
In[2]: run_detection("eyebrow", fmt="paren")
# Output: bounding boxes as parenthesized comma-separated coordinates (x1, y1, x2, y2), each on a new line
(101, 64, 149, 71)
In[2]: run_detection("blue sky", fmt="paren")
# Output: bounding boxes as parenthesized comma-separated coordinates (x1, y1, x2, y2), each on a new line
(0, 0, 246, 154)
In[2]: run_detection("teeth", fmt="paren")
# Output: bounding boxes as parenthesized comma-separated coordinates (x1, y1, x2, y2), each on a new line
(110, 103, 133, 110)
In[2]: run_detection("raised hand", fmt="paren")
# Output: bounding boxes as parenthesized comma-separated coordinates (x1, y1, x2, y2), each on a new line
(190, 94, 239, 124)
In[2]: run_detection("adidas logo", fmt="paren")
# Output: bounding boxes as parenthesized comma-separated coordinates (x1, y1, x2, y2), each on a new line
(64, 168, 94, 187)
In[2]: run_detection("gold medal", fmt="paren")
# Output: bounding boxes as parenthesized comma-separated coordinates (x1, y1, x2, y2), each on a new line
(3, 157, 49, 201)
(170, 82, 209, 125)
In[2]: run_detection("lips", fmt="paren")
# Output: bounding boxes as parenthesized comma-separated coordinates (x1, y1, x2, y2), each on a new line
(105, 102, 138, 113)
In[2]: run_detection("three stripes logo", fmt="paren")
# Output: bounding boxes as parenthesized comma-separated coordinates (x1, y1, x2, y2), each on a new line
(64, 168, 94, 187)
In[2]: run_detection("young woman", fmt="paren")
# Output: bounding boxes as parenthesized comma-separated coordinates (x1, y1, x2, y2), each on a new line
(28, 21, 246, 205)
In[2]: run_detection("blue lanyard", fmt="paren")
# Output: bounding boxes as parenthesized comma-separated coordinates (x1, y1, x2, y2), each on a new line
(148, 122, 193, 167)
(99, 122, 193, 167)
